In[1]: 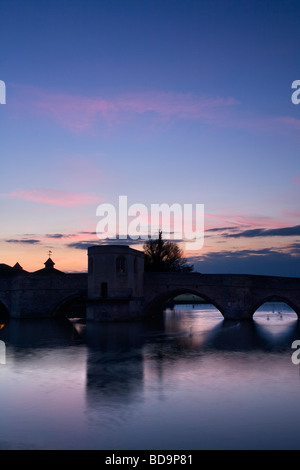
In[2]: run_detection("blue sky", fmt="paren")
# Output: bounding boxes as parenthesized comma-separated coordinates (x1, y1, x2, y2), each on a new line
(0, 0, 300, 275)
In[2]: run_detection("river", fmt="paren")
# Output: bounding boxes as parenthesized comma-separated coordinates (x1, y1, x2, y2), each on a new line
(0, 302, 300, 450)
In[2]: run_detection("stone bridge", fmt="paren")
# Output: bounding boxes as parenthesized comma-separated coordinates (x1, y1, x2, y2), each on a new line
(0, 260, 87, 320)
(0, 246, 300, 321)
(143, 272, 300, 320)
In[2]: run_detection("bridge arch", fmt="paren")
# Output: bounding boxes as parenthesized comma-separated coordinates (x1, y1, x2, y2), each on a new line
(145, 288, 224, 317)
(252, 295, 300, 319)
(52, 294, 87, 319)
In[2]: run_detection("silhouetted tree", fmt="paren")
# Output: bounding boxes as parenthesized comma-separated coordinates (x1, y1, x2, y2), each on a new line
(143, 231, 194, 272)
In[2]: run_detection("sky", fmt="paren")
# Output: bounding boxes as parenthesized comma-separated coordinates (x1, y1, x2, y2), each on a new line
(0, 0, 300, 276)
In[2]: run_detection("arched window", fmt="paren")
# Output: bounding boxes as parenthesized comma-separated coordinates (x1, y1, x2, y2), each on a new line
(116, 256, 127, 274)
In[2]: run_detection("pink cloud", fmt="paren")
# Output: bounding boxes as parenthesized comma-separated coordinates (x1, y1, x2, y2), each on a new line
(10, 85, 239, 132)
(204, 213, 262, 228)
(274, 116, 300, 131)
(281, 209, 300, 218)
(114, 92, 238, 120)
(10, 84, 300, 138)
(204, 212, 290, 230)
(3, 189, 101, 207)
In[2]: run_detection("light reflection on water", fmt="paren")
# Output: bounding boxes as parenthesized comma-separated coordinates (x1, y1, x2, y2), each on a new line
(0, 303, 300, 450)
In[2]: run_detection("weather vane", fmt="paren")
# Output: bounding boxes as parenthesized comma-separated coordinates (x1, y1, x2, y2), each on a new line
(48, 250, 52, 259)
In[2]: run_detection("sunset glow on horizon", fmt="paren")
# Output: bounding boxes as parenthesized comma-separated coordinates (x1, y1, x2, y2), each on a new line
(1, 0, 300, 276)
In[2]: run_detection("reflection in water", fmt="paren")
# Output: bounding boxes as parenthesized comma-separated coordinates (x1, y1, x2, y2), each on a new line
(0, 304, 300, 449)
(254, 302, 297, 327)
(86, 322, 145, 399)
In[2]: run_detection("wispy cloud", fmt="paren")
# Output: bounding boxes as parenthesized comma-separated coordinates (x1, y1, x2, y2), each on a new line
(46, 233, 75, 239)
(11, 85, 239, 132)
(225, 225, 300, 238)
(10, 84, 300, 139)
(67, 241, 103, 250)
(67, 238, 144, 250)
(2, 188, 101, 207)
(274, 116, 300, 131)
(285, 242, 300, 254)
(206, 226, 242, 233)
(192, 246, 300, 277)
(6, 238, 40, 244)
(204, 213, 274, 228)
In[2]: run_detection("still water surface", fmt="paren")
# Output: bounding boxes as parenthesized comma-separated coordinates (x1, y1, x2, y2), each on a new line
(1, 303, 300, 450)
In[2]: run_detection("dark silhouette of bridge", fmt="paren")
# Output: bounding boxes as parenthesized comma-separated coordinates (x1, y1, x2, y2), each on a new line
(0, 246, 299, 321)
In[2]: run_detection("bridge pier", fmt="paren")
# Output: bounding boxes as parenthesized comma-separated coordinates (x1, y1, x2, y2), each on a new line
(221, 287, 255, 320)
(87, 245, 145, 321)
(222, 303, 253, 321)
